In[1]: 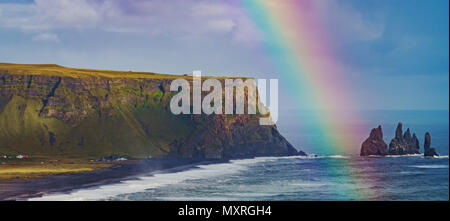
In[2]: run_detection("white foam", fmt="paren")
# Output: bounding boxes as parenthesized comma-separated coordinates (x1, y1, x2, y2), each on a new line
(385, 154, 423, 158)
(28, 157, 283, 201)
(408, 165, 449, 169)
(27, 154, 362, 201)
(326, 155, 350, 159)
(436, 155, 449, 159)
(275, 154, 350, 159)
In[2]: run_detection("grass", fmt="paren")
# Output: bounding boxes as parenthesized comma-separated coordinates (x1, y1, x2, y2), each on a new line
(0, 156, 112, 180)
(0, 63, 249, 79)
(0, 164, 107, 180)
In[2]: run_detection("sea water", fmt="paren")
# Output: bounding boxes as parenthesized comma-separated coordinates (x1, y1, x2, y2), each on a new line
(31, 110, 449, 201)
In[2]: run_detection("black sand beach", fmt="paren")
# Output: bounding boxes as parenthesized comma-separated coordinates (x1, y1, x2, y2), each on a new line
(0, 158, 222, 201)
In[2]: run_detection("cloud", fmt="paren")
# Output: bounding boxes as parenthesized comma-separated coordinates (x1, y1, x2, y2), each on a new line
(191, 2, 231, 16)
(0, 0, 258, 43)
(31, 32, 60, 42)
(0, 0, 383, 45)
(207, 19, 236, 33)
(34, 0, 101, 27)
(0, 3, 37, 30)
(315, 0, 385, 42)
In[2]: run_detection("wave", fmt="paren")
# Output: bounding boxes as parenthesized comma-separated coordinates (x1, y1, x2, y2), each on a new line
(384, 154, 423, 158)
(408, 165, 449, 169)
(362, 154, 450, 159)
(325, 155, 350, 159)
(31, 153, 446, 201)
(436, 155, 449, 159)
(28, 157, 281, 201)
(280, 154, 350, 159)
(29, 154, 348, 201)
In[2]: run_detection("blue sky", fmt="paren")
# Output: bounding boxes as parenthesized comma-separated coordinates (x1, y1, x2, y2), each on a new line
(0, 0, 448, 110)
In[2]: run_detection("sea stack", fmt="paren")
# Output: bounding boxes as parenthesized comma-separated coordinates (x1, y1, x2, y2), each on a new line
(360, 125, 388, 156)
(388, 122, 420, 155)
(424, 132, 438, 157)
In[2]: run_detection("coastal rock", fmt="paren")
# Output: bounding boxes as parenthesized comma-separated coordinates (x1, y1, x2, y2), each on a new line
(388, 123, 420, 155)
(411, 133, 420, 153)
(424, 132, 438, 157)
(360, 125, 388, 156)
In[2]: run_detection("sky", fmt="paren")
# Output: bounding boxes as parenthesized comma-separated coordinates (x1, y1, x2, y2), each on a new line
(0, 0, 448, 110)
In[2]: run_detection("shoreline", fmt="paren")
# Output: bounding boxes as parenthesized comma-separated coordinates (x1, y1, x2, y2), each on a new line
(2, 154, 448, 201)
(0, 158, 227, 201)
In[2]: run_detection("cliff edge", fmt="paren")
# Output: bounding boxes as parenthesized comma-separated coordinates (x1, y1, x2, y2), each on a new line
(0, 63, 304, 159)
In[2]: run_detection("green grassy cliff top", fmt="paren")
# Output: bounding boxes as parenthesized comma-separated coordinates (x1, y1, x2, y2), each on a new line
(0, 63, 248, 79)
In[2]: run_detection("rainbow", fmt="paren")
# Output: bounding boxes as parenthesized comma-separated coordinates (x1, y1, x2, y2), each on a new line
(235, 0, 363, 154)
(234, 0, 376, 200)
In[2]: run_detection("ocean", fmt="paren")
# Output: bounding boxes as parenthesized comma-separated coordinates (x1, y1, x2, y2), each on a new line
(30, 110, 449, 201)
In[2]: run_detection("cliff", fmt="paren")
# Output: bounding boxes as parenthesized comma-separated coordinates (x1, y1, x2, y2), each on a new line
(0, 63, 303, 159)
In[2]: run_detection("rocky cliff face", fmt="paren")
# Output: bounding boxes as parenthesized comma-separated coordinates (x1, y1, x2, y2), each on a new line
(424, 132, 438, 157)
(360, 125, 388, 156)
(0, 63, 303, 159)
(388, 123, 420, 155)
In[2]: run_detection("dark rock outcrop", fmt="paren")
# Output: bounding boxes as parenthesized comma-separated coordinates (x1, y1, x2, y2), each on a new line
(424, 132, 438, 157)
(388, 122, 420, 155)
(411, 133, 420, 153)
(360, 125, 388, 156)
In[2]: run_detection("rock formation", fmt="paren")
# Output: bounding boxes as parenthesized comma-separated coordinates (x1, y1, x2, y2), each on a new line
(424, 132, 438, 157)
(388, 122, 420, 155)
(361, 122, 439, 158)
(0, 63, 305, 159)
(360, 125, 388, 156)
